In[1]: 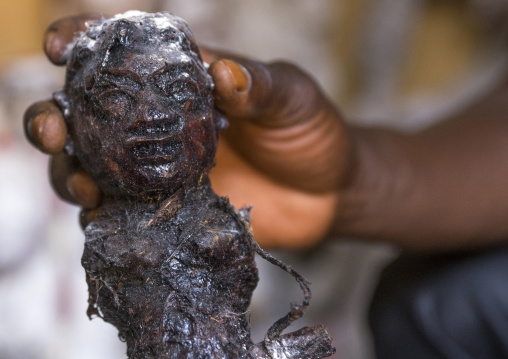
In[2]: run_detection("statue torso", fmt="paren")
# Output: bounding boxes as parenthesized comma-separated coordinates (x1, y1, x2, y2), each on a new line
(82, 184, 258, 358)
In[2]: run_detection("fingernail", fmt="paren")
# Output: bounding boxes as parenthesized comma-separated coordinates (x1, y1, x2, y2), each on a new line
(44, 30, 57, 57)
(80, 208, 99, 229)
(33, 113, 67, 154)
(222, 59, 249, 92)
(67, 171, 102, 209)
(44, 30, 65, 65)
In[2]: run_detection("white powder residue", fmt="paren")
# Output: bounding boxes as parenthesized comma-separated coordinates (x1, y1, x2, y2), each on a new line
(111, 10, 148, 21)
(177, 53, 192, 63)
(85, 38, 97, 50)
(110, 11, 182, 31)
(166, 42, 180, 50)
(63, 39, 78, 58)
(76, 12, 186, 51)
(152, 16, 179, 30)
(71, 12, 195, 64)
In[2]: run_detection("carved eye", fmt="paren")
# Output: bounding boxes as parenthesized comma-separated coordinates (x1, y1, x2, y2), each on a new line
(96, 90, 132, 122)
(164, 79, 200, 103)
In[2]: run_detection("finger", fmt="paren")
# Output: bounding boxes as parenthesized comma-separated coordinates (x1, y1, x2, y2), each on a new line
(80, 209, 100, 230)
(209, 59, 326, 127)
(44, 13, 102, 65)
(199, 47, 221, 64)
(50, 153, 102, 209)
(24, 101, 67, 154)
(199, 46, 249, 65)
(67, 170, 103, 209)
(210, 59, 351, 193)
(211, 137, 338, 249)
(209, 59, 250, 104)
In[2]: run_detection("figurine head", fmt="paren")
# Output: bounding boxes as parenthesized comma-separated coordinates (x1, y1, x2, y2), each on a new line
(57, 12, 221, 198)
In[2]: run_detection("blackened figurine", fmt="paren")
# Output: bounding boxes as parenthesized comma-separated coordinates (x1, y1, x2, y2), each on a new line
(54, 11, 335, 359)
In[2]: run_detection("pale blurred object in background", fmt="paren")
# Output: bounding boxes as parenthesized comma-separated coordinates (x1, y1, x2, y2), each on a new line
(0, 0, 507, 358)
(0, 57, 126, 359)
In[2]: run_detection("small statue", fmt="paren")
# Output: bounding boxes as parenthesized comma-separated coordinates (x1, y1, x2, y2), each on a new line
(54, 11, 335, 358)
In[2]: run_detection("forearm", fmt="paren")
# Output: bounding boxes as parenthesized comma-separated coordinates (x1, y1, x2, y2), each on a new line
(333, 115, 508, 250)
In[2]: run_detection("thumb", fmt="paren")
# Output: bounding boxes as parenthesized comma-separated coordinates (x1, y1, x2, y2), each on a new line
(210, 59, 329, 128)
(209, 59, 352, 193)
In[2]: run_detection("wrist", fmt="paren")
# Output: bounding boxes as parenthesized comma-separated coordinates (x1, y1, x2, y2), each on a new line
(330, 127, 414, 241)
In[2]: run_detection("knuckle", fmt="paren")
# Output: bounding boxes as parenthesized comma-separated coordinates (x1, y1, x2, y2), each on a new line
(266, 61, 323, 120)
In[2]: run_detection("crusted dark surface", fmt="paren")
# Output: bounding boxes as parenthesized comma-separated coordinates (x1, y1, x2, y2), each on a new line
(57, 12, 216, 198)
(83, 183, 258, 358)
(56, 11, 335, 358)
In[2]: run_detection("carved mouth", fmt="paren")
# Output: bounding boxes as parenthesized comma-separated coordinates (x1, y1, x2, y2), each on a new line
(126, 122, 183, 164)
(127, 139, 182, 164)
(128, 120, 181, 138)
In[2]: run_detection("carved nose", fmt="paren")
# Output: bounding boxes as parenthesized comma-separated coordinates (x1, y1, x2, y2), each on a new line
(146, 108, 172, 121)
(127, 94, 174, 130)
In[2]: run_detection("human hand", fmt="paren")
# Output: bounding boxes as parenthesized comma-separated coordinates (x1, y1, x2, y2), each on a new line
(24, 14, 104, 224)
(203, 52, 353, 248)
(24, 15, 354, 249)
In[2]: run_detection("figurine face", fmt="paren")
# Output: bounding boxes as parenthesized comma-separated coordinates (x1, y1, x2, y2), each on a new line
(60, 13, 216, 197)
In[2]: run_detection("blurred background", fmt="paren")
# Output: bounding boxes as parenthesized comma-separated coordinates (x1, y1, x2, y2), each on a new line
(1, 0, 508, 358)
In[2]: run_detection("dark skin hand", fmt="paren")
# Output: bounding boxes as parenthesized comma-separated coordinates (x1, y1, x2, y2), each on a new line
(25, 15, 349, 249)
(25, 15, 508, 251)
(336, 79, 508, 250)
